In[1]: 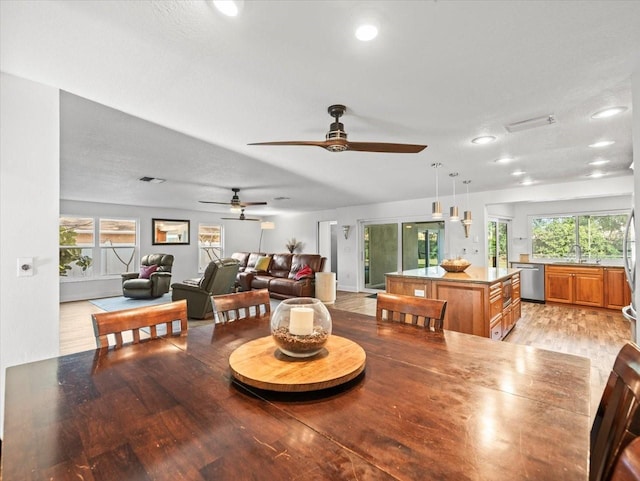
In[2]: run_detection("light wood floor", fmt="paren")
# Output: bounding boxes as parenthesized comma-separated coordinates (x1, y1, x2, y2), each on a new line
(60, 292, 631, 419)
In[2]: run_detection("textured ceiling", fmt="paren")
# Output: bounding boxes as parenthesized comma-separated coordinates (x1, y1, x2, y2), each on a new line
(1, 0, 639, 216)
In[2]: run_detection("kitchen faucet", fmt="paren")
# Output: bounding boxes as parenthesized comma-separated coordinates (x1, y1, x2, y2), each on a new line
(569, 244, 582, 262)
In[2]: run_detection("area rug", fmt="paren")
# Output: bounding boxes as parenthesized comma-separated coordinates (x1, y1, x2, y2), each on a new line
(89, 293, 172, 312)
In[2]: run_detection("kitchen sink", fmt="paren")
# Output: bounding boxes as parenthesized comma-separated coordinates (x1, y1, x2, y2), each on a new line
(551, 261, 602, 266)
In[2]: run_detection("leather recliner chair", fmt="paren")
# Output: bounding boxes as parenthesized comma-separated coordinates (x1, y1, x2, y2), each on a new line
(121, 253, 174, 299)
(170, 258, 240, 319)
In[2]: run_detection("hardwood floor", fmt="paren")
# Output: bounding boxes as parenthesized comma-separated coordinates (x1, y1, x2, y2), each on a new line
(60, 292, 631, 419)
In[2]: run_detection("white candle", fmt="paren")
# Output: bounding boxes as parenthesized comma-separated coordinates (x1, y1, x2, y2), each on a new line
(288, 307, 314, 335)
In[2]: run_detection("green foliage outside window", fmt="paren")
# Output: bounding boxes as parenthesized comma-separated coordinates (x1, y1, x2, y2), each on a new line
(59, 226, 92, 275)
(531, 213, 627, 260)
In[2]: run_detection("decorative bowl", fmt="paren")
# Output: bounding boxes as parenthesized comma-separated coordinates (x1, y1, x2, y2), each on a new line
(270, 297, 332, 358)
(440, 258, 471, 272)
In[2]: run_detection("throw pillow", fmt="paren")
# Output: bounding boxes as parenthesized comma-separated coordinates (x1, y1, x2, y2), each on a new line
(255, 256, 271, 272)
(294, 264, 314, 280)
(139, 264, 158, 279)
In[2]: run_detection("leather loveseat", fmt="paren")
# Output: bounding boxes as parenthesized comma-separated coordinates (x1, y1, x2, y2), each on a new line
(233, 252, 326, 300)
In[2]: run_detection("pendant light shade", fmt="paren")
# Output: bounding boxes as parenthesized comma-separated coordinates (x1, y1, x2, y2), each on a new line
(431, 163, 443, 219)
(462, 180, 472, 237)
(462, 180, 472, 225)
(449, 172, 459, 222)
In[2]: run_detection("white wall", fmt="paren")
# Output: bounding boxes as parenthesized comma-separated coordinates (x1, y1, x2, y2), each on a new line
(633, 69, 640, 344)
(0, 73, 60, 438)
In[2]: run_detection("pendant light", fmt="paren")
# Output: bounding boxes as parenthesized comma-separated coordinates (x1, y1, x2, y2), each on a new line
(431, 162, 442, 219)
(462, 180, 472, 237)
(449, 172, 459, 222)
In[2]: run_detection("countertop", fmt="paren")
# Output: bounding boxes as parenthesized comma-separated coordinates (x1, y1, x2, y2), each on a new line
(512, 260, 623, 268)
(386, 266, 520, 284)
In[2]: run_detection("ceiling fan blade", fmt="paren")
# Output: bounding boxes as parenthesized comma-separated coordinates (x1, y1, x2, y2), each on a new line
(346, 141, 427, 153)
(198, 200, 232, 205)
(221, 217, 260, 221)
(240, 201, 268, 206)
(248, 140, 331, 149)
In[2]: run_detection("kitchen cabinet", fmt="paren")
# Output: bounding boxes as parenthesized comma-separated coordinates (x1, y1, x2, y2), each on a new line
(604, 267, 632, 310)
(385, 267, 521, 339)
(545, 265, 603, 307)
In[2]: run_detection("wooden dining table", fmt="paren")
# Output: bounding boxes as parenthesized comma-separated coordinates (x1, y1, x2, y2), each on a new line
(1, 308, 591, 480)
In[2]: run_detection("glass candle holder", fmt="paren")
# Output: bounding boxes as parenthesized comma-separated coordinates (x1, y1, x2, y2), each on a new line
(271, 297, 332, 358)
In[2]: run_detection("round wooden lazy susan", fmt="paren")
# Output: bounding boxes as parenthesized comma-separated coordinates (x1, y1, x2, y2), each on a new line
(229, 335, 366, 392)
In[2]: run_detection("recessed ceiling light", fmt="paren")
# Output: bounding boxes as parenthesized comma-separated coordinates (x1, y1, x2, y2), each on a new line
(511, 170, 526, 176)
(589, 159, 610, 166)
(519, 179, 535, 186)
(213, 0, 241, 17)
(589, 140, 615, 148)
(355, 24, 378, 41)
(494, 157, 514, 164)
(471, 136, 496, 145)
(591, 106, 627, 119)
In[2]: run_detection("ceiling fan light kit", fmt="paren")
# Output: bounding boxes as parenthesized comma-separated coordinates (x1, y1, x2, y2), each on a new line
(249, 105, 427, 154)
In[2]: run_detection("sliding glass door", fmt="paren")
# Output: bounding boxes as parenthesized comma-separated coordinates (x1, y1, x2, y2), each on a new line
(362, 220, 445, 291)
(364, 223, 398, 290)
(487, 218, 510, 268)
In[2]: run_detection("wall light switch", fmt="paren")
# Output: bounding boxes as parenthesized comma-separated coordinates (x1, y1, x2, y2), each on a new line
(18, 257, 34, 277)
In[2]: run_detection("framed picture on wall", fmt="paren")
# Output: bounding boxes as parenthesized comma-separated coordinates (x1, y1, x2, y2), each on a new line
(152, 218, 190, 245)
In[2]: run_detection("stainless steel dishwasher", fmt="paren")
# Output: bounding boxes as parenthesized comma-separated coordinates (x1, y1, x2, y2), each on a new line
(512, 263, 545, 302)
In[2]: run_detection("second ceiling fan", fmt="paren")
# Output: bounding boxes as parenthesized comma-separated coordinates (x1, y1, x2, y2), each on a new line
(249, 104, 427, 154)
(221, 208, 260, 222)
(199, 187, 268, 209)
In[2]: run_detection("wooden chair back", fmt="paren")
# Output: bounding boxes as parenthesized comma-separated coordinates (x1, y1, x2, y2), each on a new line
(591, 342, 640, 481)
(376, 292, 447, 330)
(213, 289, 271, 323)
(91, 300, 188, 349)
(610, 436, 640, 481)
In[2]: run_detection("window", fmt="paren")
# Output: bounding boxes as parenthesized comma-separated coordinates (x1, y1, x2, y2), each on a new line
(60, 216, 138, 279)
(198, 224, 222, 272)
(100, 218, 137, 275)
(531, 212, 628, 261)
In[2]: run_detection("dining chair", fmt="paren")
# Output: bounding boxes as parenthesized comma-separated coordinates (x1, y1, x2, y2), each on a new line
(91, 299, 188, 349)
(212, 288, 271, 323)
(376, 292, 447, 330)
(610, 436, 640, 481)
(591, 342, 640, 481)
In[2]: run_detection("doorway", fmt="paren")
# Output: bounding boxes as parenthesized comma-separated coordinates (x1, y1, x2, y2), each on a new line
(318, 220, 337, 276)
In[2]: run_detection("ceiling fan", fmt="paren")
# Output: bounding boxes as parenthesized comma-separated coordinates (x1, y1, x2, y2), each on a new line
(221, 208, 260, 222)
(248, 104, 427, 153)
(199, 187, 268, 211)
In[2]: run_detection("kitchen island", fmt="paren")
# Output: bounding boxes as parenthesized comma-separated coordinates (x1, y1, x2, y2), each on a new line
(385, 266, 521, 340)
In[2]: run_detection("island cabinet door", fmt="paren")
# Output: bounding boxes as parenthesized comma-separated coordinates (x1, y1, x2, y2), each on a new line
(433, 281, 488, 337)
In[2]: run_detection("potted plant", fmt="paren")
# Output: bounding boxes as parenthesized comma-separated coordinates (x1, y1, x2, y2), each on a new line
(285, 238, 302, 253)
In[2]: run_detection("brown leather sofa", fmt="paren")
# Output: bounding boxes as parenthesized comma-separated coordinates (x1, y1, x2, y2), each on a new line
(233, 252, 326, 300)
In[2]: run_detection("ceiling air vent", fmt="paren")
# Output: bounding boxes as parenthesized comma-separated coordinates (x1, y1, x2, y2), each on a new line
(139, 176, 166, 183)
(505, 114, 556, 133)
